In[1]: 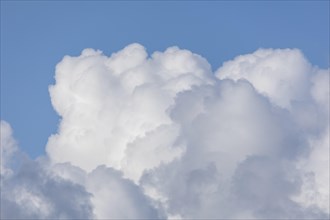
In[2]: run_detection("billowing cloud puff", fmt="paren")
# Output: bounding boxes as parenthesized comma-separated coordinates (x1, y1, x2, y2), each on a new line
(141, 79, 328, 218)
(47, 43, 213, 180)
(1, 121, 94, 219)
(215, 48, 312, 109)
(1, 44, 329, 219)
(1, 121, 18, 176)
(1, 121, 161, 219)
(52, 163, 161, 219)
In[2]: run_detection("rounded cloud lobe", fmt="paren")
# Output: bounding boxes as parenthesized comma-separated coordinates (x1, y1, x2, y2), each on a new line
(1, 122, 94, 219)
(1, 44, 329, 219)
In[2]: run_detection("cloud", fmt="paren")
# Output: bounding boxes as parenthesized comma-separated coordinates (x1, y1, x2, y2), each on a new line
(1, 44, 329, 219)
(141, 78, 328, 218)
(86, 166, 161, 219)
(1, 121, 160, 219)
(1, 121, 94, 219)
(52, 163, 162, 219)
(215, 48, 312, 109)
(1, 121, 18, 176)
(47, 43, 214, 179)
(230, 155, 327, 219)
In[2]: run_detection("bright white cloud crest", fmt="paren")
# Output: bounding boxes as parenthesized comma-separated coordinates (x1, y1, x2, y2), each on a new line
(1, 44, 329, 219)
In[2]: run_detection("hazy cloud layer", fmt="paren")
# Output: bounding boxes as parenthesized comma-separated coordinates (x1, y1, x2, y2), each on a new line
(1, 44, 329, 219)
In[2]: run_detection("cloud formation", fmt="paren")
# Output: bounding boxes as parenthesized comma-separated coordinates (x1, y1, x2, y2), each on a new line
(1, 44, 329, 219)
(1, 121, 161, 219)
(1, 121, 94, 219)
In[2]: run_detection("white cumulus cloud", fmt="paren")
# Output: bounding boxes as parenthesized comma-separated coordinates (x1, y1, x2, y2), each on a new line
(1, 44, 329, 219)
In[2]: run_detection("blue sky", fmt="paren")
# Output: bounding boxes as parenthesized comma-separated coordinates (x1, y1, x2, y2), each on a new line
(1, 1, 329, 159)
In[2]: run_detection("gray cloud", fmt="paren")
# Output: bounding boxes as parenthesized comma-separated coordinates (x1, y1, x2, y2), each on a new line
(1, 155, 94, 219)
(86, 166, 162, 219)
(231, 156, 327, 219)
(141, 78, 328, 219)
